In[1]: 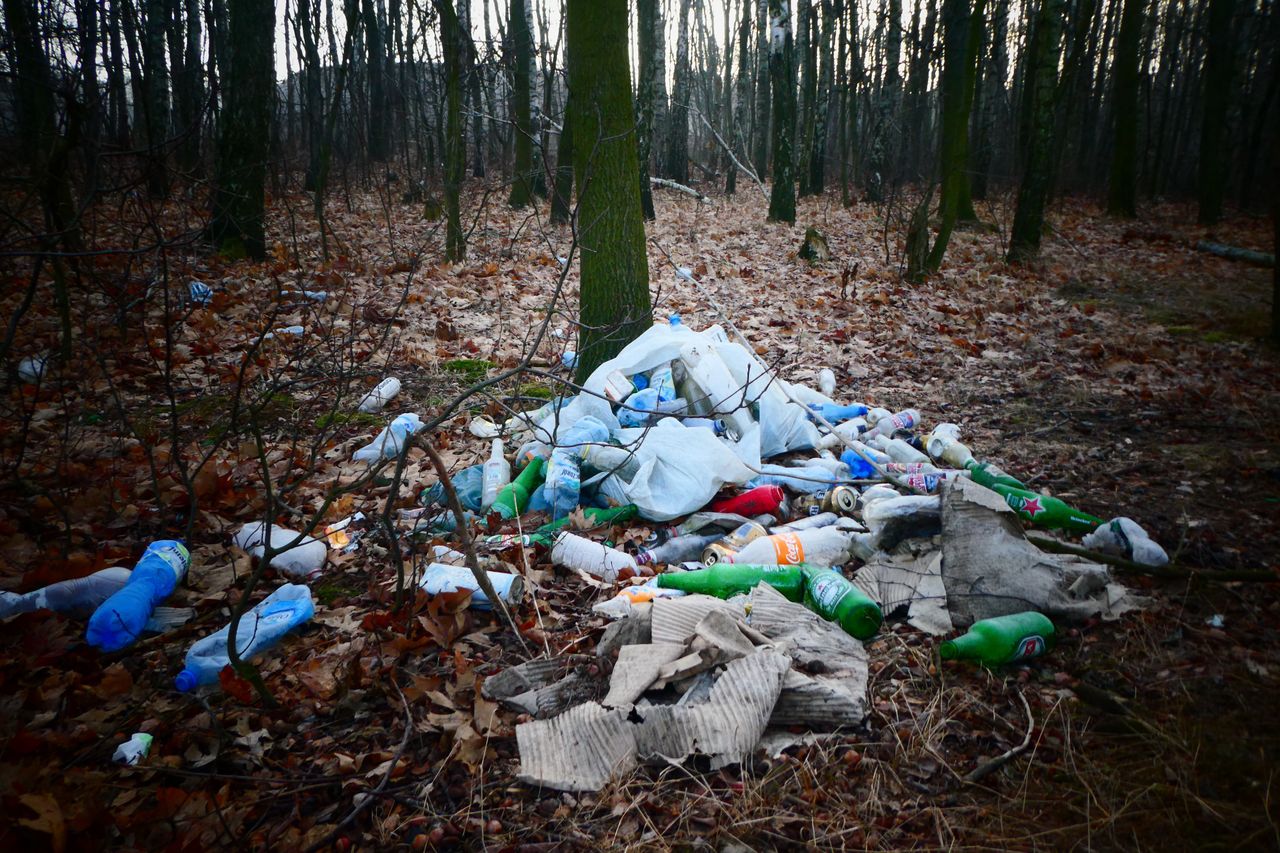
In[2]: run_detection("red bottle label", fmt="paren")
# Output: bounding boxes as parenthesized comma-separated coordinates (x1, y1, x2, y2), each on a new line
(1012, 635, 1046, 661)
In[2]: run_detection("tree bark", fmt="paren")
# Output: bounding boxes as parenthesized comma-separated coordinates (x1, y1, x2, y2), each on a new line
(767, 0, 797, 223)
(665, 0, 693, 184)
(753, 0, 772, 175)
(924, 0, 976, 273)
(567, 0, 652, 382)
(439, 0, 465, 261)
(210, 0, 275, 259)
(1106, 0, 1145, 218)
(508, 0, 536, 207)
(636, 0, 662, 219)
(1007, 0, 1065, 263)
(1197, 0, 1236, 225)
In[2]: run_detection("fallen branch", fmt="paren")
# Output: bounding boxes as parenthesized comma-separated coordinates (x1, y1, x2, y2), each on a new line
(650, 177, 710, 204)
(423, 438, 532, 655)
(1026, 534, 1276, 583)
(1195, 240, 1274, 267)
(691, 108, 769, 203)
(965, 690, 1033, 783)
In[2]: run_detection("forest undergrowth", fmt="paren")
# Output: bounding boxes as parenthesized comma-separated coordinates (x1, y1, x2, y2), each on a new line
(0, 184, 1276, 850)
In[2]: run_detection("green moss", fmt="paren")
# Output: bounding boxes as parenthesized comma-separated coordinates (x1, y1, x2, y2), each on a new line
(316, 411, 384, 430)
(443, 358, 495, 385)
(517, 382, 554, 400)
(1201, 330, 1232, 343)
(218, 237, 248, 261)
(312, 578, 363, 606)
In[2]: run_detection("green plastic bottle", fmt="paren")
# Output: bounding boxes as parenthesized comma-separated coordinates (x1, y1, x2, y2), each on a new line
(801, 567, 883, 640)
(965, 459, 1025, 490)
(990, 484, 1103, 534)
(490, 456, 546, 519)
(939, 611, 1055, 665)
(655, 563, 806, 601)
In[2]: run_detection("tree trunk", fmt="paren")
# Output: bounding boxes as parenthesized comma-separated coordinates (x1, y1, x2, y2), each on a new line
(924, 0, 975, 273)
(753, 0, 772, 175)
(143, 0, 171, 196)
(767, 0, 796, 223)
(566, 0, 652, 382)
(439, 0, 465, 261)
(865, 0, 902, 202)
(728, 1, 753, 195)
(954, 0, 985, 222)
(636, 0, 661, 219)
(210, 0, 275, 259)
(364, 0, 389, 163)
(809, 0, 833, 194)
(1106, 0, 1144, 218)
(1007, 0, 1065, 263)
(1197, 0, 1235, 225)
(796, 0, 817, 196)
(508, 0, 536, 207)
(550, 105, 574, 225)
(665, 0, 693, 184)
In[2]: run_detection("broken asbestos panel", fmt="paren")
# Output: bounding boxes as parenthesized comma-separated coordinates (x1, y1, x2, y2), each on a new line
(515, 650, 790, 791)
(942, 478, 1144, 626)
(650, 595, 745, 645)
(602, 642, 686, 708)
(854, 551, 953, 636)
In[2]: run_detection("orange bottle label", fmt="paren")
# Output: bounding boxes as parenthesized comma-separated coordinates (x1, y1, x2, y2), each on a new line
(771, 532, 805, 565)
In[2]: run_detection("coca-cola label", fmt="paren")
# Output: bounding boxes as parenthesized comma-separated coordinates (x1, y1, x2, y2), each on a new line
(1012, 635, 1046, 661)
(808, 572, 849, 614)
(770, 532, 805, 565)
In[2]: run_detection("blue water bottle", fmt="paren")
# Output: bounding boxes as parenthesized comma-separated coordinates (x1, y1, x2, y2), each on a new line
(809, 403, 869, 424)
(87, 541, 189, 652)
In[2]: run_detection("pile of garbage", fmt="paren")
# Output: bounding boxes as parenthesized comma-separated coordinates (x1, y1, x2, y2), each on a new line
(0, 318, 1165, 780)
(406, 318, 1159, 790)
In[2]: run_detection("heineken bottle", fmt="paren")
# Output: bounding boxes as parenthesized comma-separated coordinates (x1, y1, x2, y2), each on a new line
(490, 456, 547, 520)
(966, 460, 1025, 490)
(939, 612, 1055, 666)
(991, 484, 1103, 534)
(801, 566, 883, 640)
(656, 563, 806, 601)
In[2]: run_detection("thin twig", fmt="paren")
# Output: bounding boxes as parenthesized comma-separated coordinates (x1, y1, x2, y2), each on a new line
(965, 690, 1034, 783)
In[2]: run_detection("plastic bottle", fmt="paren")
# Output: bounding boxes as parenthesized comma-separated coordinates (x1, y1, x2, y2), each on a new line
(718, 527, 855, 567)
(836, 449, 878, 479)
(188, 280, 214, 305)
(864, 409, 922, 439)
(678, 341, 756, 439)
(232, 522, 327, 579)
(864, 407, 893, 428)
(581, 443, 643, 481)
(550, 532, 641, 582)
(657, 563, 807, 601)
(1081, 517, 1169, 567)
(634, 533, 724, 566)
(17, 354, 48, 383)
(817, 368, 836, 397)
(113, 732, 154, 765)
(535, 504, 639, 539)
(808, 402, 869, 424)
(647, 363, 678, 402)
(708, 485, 785, 516)
(352, 413, 423, 463)
(748, 465, 840, 495)
(1, 567, 133, 619)
(867, 434, 930, 464)
(358, 377, 401, 413)
(86, 541, 190, 653)
(802, 566, 883, 640)
(420, 463, 485, 511)
(798, 455, 851, 476)
(617, 389, 687, 427)
(481, 439, 512, 510)
(926, 424, 970, 466)
(939, 612, 1055, 665)
(990, 484, 1103, 534)
(490, 455, 547, 519)
(419, 564, 523, 610)
(681, 417, 729, 435)
(175, 584, 315, 692)
(772, 512, 840, 532)
(544, 416, 610, 520)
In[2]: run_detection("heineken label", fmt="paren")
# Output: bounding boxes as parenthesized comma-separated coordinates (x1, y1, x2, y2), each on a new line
(1012, 635, 1046, 661)
(1003, 492, 1046, 519)
(770, 532, 805, 565)
(808, 572, 850, 615)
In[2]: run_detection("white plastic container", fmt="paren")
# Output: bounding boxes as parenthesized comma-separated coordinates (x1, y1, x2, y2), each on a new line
(867, 434, 930, 465)
(358, 377, 401, 413)
(678, 341, 756, 440)
(419, 563, 523, 610)
(550, 532, 640, 582)
(817, 368, 836, 397)
(233, 522, 327, 579)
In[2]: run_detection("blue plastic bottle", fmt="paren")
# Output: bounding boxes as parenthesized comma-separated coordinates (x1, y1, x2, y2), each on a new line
(175, 584, 315, 692)
(86, 541, 189, 652)
(808, 403, 870, 424)
(545, 417, 610, 520)
(839, 449, 878, 479)
(747, 465, 839, 495)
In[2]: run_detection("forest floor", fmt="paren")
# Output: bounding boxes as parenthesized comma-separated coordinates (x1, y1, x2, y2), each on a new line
(0, 182, 1277, 851)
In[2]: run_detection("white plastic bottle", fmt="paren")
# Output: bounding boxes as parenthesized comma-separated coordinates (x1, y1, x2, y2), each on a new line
(719, 527, 856, 567)
(175, 584, 314, 692)
(358, 377, 401, 413)
(814, 417, 870, 450)
(867, 434, 930, 464)
(817, 368, 836, 397)
(419, 564, 524, 610)
(865, 408, 922, 439)
(678, 341, 756, 439)
(550, 532, 641, 582)
(481, 439, 511, 509)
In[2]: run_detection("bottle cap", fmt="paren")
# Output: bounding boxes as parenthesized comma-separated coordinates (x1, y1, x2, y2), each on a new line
(175, 668, 198, 693)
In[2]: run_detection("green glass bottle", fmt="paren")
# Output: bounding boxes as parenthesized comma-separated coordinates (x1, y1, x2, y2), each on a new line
(656, 563, 806, 601)
(965, 459, 1025, 490)
(801, 567, 883, 641)
(533, 504, 639, 537)
(939, 611, 1055, 665)
(490, 456, 547, 520)
(990, 484, 1103, 534)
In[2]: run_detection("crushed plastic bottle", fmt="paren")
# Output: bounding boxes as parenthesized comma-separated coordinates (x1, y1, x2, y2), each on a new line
(175, 584, 314, 692)
(86, 541, 189, 652)
(232, 522, 327, 579)
(419, 564, 523, 610)
(352, 412, 423, 463)
(544, 417, 610, 520)
(113, 733, 154, 765)
(420, 463, 484, 511)
(1082, 517, 1169, 567)
(357, 377, 401, 413)
(550, 532, 641, 582)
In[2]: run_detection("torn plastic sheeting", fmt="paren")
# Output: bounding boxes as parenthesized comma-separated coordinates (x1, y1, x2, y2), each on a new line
(516, 650, 791, 791)
(941, 477, 1146, 627)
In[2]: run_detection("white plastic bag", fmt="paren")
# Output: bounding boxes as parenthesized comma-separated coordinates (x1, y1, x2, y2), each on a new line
(233, 522, 328, 579)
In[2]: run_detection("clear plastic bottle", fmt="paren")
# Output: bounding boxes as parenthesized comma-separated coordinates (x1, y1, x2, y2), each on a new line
(175, 584, 315, 692)
(550, 532, 640, 582)
(544, 417, 610, 520)
(481, 439, 511, 510)
(718, 527, 855, 567)
(1, 567, 132, 619)
(864, 408, 922, 439)
(867, 433, 930, 464)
